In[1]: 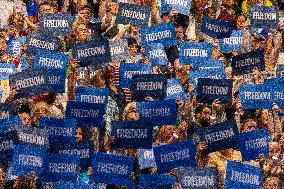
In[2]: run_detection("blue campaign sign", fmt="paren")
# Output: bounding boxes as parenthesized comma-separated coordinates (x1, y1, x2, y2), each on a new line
(76, 87, 109, 104)
(196, 120, 239, 153)
(9, 68, 50, 99)
(54, 183, 99, 189)
(39, 13, 74, 36)
(92, 152, 134, 187)
(47, 70, 66, 94)
(276, 64, 284, 78)
(161, 0, 191, 16)
(43, 153, 80, 182)
(201, 16, 235, 39)
(38, 118, 76, 149)
(72, 39, 111, 67)
(26, 32, 60, 54)
(56, 141, 94, 170)
(239, 84, 273, 110)
(231, 49, 265, 75)
(139, 174, 176, 187)
(119, 63, 152, 89)
(0, 63, 16, 78)
(189, 68, 226, 89)
(137, 149, 156, 169)
(153, 140, 197, 173)
(239, 128, 269, 161)
(136, 99, 177, 126)
(141, 23, 178, 47)
(0, 116, 22, 132)
(197, 78, 233, 104)
(65, 101, 106, 128)
(11, 145, 47, 177)
(34, 49, 69, 71)
(194, 59, 224, 71)
(11, 125, 49, 148)
(7, 36, 26, 58)
(269, 80, 284, 108)
(0, 103, 13, 123)
(179, 42, 212, 65)
(110, 40, 130, 62)
(132, 74, 167, 101)
(117, 3, 150, 27)
(220, 30, 244, 53)
(166, 78, 186, 100)
(112, 121, 153, 149)
(0, 131, 18, 164)
(249, 5, 279, 29)
(145, 43, 168, 66)
(178, 167, 218, 189)
(225, 161, 262, 189)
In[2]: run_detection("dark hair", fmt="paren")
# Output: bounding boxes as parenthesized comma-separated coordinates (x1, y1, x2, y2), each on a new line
(18, 104, 31, 115)
(127, 38, 138, 47)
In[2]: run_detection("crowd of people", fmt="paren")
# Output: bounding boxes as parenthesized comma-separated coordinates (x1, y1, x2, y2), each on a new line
(0, 0, 284, 188)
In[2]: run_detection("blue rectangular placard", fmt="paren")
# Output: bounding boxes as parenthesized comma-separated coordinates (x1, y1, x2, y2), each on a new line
(132, 74, 167, 101)
(231, 49, 265, 75)
(110, 40, 130, 62)
(9, 68, 50, 99)
(276, 64, 284, 78)
(119, 63, 152, 89)
(117, 3, 150, 27)
(26, 32, 60, 54)
(38, 118, 76, 150)
(34, 49, 69, 71)
(136, 99, 177, 126)
(11, 144, 47, 177)
(145, 43, 168, 66)
(0, 131, 17, 164)
(161, 0, 191, 15)
(72, 39, 111, 67)
(54, 183, 99, 189)
(0, 103, 13, 123)
(92, 153, 134, 187)
(194, 59, 224, 70)
(179, 42, 212, 65)
(178, 167, 218, 189)
(39, 13, 74, 36)
(220, 30, 244, 53)
(225, 161, 262, 189)
(197, 78, 233, 104)
(201, 16, 235, 39)
(112, 121, 153, 149)
(239, 128, 269, 161)
(239, 84, 273, 110)
(43, 153, 80, 182)
(249, 5, 279, 29)
(139, 174, 176, 187)
(65, 101, 106, 128)
(189, 68, 226, 89)
(153, 140, 197, 173)
(0, 63, 16, 79)
(141, 23, 178, 47)
(56, 141, 94, 169)
(166, 78, 186, 100)
(137, 149, 156, 169)
(76, 87, 109, 104)
(196, 120, 239, 153)
(47, 70, 66, 94)
(0, 116, 22, 132)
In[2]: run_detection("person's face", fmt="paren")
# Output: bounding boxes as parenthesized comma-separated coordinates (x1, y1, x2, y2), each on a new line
(236, 15, 247, 30)
(39, 5, 55, 14)
(261, 110, 269, 125)
(207, 8, 216, 19)
(223, 0, 234, 6)
(266, 179, 279, 189)
(269, 143, 281, 158)
(242, 120, 257, 133)
(126, 111, 140, 121)
(129, 44, 138, 56)
(34, 106, 49, 118)
(87, 167, 93, 176)
(76, 127, 83, 142)
(278, 135, 284, 151)
(76, 24, 90, 41)
(176, 26, 184, 41)
(93, 78, 106, 88)
(109, 2, 119, 16)
(252, 37, 266, 50)
(14, 4, 25, 14)
(19, 112, 32, 126)
(202, 107, 211, 120)
(78, 8, 92, 23)
(164, 125, 176, 137)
